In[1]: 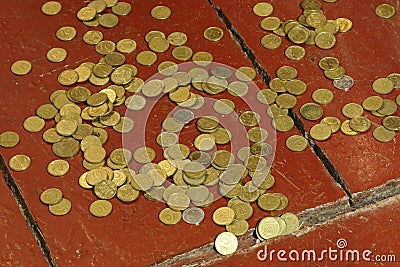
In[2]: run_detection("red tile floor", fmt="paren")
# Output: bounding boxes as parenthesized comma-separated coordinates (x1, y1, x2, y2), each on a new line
(0, 0, 398, 266)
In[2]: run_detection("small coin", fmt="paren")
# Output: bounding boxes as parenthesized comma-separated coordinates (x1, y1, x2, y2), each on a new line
(333, 75, 354, 91)
(285, 45, 306, 61)
(321, 117, 341, 133)
(215, 232, 238, 255)
(340, 120, 358, 136)
(315, 31, 336, 49)
(40, 188, 63, 205)
(151, 5, 171, 20)
(111, 2, 132, 16)
(349, 116, 371, 132)
(213, 207, 235, 225)
(23, 116, 45, 132)
(159, 207, 181, 225)
(136, 51, 157, 66)
(273, 115, 294, 132)
(310, 123, 332, 141)
(286, 135, 308, 152)
(376, 99, 397, 116)
(373, 126, 395, 142)
(41, 1, 62, 15)
(9, 155, 31, 171)
(387, 73, 400, 88)
(342, 103, 364, 118)
(172, 46, 193, 61)
(280, 212, 300, 235)
(335, 18, 353, 32)
(56, 26, 76, 41)
(0, 131, 20, 148)
(382, 116, 400, 131)
(261, 34, 281, 49)
(319, 57, 340, 70)
(312, 88, 334, 105)
(375, 4, 396, 19)
(172, 109, 195, 124)
(182, 207, 205, 225)
(253, 2, 273, 16)
(47, 159, 70, 176)
(300, 103, 323, 120)
(77, 7, 97, 21)
(362, 96, 384, 111)
(99, 13, 119, 28)
(49, 198, 71, 216)
(372, 77, 394, 94)
(11, 60, 32, 75)
(89, 199, 112, 217)
(226, 219, 249, 236)
(204, 27, 224, 42)
(58, 69, 79, 86)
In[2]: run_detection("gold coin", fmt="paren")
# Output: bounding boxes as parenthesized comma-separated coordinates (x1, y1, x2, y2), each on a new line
(212, 128, 232, 145)
(247, 127, 269, 143)
(257, 193, 280, 211)
(56, 119, 78, 136)
(40, 188, 62, 205)
(159, 208, 181, 225)
(275, 93, 297, 108)
(9, 155, 31, 171)
(203, 27, 224, 42)
(300, 103, 323, 120)
(41, 1, 62, 15)
(261, 34, 281, 49)
(99, 13, 119, 28)
(116, 38, 137, 53)
(215, 232, 238, 255)
(47, 159, 69, 176)
(321, 116, 341, 133)
(373, 126, 395, 142)
(83, 15, 100, 27)
(276, 65, 297, 80)
(267, 104, 288, 118)
(226, 219, 249, 236)
(151, 5, 171, 20)
(376, 99, 397, 115)
(136, 51, 157, 66)
(287, 26, 309, 44)
(58, 69, 79, 86)
(49, 198, 71, 216)
(310, 123, 332, 141)
(285, 79, 307, 95)
(239, 111, 260, 127)
(269, 78, 286, 93)
(285, 45, 306, 61)
(315, 31, 336, 49)
(56, 26, 76, 41)
(286, 135, 308, 152)
(387, 73, 400, 88)
(212, 207, 235, 225)
(83, 30, 103, 45)
(312, 88, 334, 105)
(117, 184, 139, 202)
(111, 2, 132, 16)
(192, 51, 213, 66)
(372, 77, 394, 94)
(213, 99, 235, 114)
(133, 147, 156, 164)
(52, 137, 80, 158)
(256, 89, 277, 104)
(318, 56, 339, 70)
(84, 146, 106, 164)
(230, 201, 253, 220)
(11, 60, 32, 75)
(375, 4, 396, 19)
(253, 2, 273, 16)
(273, 115, 294, 132)
(340, 120, 358, 136)
(194, 134, 216, 151)
(335, 18, 353, 32)
(167, 32, 188, 46)
(301, 0, 322, 10)
(280, 212, 300, 235)
(74, 65, 92, 82)
(171, 46, 193, 61)
(349, 116, 371, 132)
(306, 12, 327, 28)
(148, 36, 170, 53)
(342, 103, 364, 118)
(87, 0, 107, 13)
(95, 40, 116, 55)
(382, 116, 400, 131)
(23, 116, 45, 132)
(315, 20, 339, 35)
(89, 199, 112, 217)
(77, 7, 97, 21)
(0, 131, 20, 148)
(324, 66, 345, 79)
(94, 179, 117, 199)
(42, 128, 63, 143)
(227, 81, 249, 96)
(261, 16, 281, 30)
(145, 30, 166, 42)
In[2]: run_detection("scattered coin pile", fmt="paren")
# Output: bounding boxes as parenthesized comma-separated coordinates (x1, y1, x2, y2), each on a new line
(40, 188, 72, 216)
(255, 212, 299, 240)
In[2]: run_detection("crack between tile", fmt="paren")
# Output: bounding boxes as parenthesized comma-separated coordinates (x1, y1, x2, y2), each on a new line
(206, 0, 354, 204)
(0, 154, 58, 267)
(150, 177, 400, 267)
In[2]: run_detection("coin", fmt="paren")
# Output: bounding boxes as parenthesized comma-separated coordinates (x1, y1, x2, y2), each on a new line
(273, 115, 294, 132)
(94, 179, 117, 199)
(47, 159, 69, 176)
(333, 75, 354, 91)
(375, 4, 396, 19)
(335, 18, 353, 32)
(46, 47, 68, 63)
(319, 56, 339, 70)
(116, 38, 137, 54)
(258, 193, 280, 211)
(148, 36, 170, 53)
(172, 46, 193, 61)
(204, 27, 224, 42)
(226, 219, 249, 236)
(77, 7, 97, 21)
(159, 207, 181, 225)
(9, 155, 31, 171)
(212, 207, 235, 226)
(315, 31, 336, 49)
(280, 212, 300, 235)
(49, 198, 71, 216)
(340, 120, 358, 136)
(58, 69, 79, 86)
(285, 45, 306, 61)
(285, 79, 307, 95)
(136, 51, 157, 66)
(215, 232, 238, 255)
(41, 1, 62, 15)
(87, 0, 107, 12)
(182, 207, 205, 225)
(56, 26, 76, 41)
(40, 188, 63, 205)
(257, 217, 281, 239)
(286, 135, 308, 152)
(373, 126, 395, 142)
(382, 116, 400, 131)
(310, 123, 332, 141)
(261, 34, 281, 49)
(0, 131, 20, 148)
(89, 199, 112, 217)
(349, 116, 371, 132)
(23, 116, 45, 132)
(261, 16, 281, 30)
(300, 103, 323, 120)
(227, 81, 249, 96)
(11, 60, 32, 75)
(253, 2, 273, 16)
(112, 2, 131, 16)
(151, 5, 171, 20)
(52, 137, 80, 158)
(342, 103, 363, 118)
(387, 73, 400, 88)
(321, 117, 341, 133)
(376, 99, 397, 115)
(312, 88, 334, 105)
(372, 77, 394, 94)
(173, 109, 195, 124)
(99, 13, 119, 28)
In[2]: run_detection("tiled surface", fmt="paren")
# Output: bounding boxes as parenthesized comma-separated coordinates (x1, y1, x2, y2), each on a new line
(0, 0, 398, 266)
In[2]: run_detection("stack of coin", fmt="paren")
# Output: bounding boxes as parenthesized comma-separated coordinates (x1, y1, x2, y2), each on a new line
(40, 188, 71, 216)
(255, 212, 300, 241)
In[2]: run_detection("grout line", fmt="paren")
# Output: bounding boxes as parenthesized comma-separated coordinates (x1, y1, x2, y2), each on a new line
(0, 155, 58, 267)
(207, 0, 354, 204)
(151, 177, 400, 267)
